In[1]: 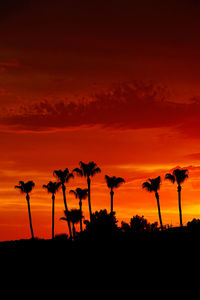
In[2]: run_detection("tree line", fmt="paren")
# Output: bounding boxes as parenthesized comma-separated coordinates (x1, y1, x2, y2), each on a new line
(14, 161, 188, 240)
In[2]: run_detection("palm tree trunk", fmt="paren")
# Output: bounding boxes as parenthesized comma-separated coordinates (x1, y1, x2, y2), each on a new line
(155, 192, 163, 231)
(52, 194, 55, 239)
(79, 200, 83, 232)
(178, 185, 183, 227)
(87, 177, 92, 221)
(72, 222, 76, 238)
(62, 184, 72, 239)
(110, 189, 114, 214)
(26, 194, 34, 239)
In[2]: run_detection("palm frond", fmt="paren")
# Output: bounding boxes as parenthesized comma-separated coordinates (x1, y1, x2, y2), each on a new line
(43, 181, 61, 194)
(14, 185, 23, 192)
(70, 188, 88, 200)
(60, 217, 68, 221)
(115, 177, 125, 188)
(91, 167, 101, 176)
(142, 176, 161, 192)
(142, 181, 153, 192)
(65, 172, 74, 182)
(53, 168, 73, 184)
(73, 167, 83, 176)
(105, 175, 125, 189)
(78, 161, 101, 177)
(173, 168, 188, 185)
(15, 180, 35, 194)
(69, 189, 78, 198)
(165, 173, 175, 184)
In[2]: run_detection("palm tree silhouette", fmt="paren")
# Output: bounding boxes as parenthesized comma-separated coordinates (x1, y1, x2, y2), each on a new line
(73, 161, 101, 220)
(53, 168, 73, 239)
(142, 176, 163, 231)
(15, 181, 35, 239)
(69, 188, 88, 232)
(43, 181, 61, 239)
(61, 209, 83, 238)
(165, 168, 188, 227)
(105, 175, 125, 214)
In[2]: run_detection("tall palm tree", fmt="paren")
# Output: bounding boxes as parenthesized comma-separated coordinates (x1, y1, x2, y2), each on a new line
(43, 181, 61, 239)
(73, 161, 101, 221)
(142, 176, 163, 231)
(69, 188, 88, 232)
(165, 168, 188, 227)
(105, 175, 125, 214)
(53, 168, 73, 239)
(15, 180, 35, 239)
(60, 209, 83, 239)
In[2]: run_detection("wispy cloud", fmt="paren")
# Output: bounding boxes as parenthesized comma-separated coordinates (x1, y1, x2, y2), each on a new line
(0, 81, 200, 136)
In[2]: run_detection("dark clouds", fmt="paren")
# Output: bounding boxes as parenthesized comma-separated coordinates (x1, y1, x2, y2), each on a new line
(1, 81, 200, 136)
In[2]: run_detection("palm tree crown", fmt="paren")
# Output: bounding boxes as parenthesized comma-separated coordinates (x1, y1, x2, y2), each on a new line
(53, 168, 74, 184)
(15, 181, 35, 194)
(105, 175, 125, 189)
(69, 188, 88, 201)
(165, 168, 188, 185)
(43, 181, 61, 194)
(73, 161, 101, 178)
(142, 176, 161, 193)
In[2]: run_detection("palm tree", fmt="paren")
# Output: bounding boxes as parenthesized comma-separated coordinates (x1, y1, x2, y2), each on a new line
(43, 181, 61, 239)
(53, 168, 73, 239)
(142, 176, 163, 231)
(60, 209, 83, 239)
(69, 188, 88, 232)
(165, 168, 188, 227)
(73, 161, 101, 220)
(105, 175, 125, 214)
(15, 180, 35, 239)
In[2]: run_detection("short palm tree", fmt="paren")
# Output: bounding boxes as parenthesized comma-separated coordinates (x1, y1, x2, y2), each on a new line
(61, 209, 83, 239)
(15, 180, 35, 239)
(142, 176, 163, 231)
(105, 175, 125, 214)
(73, 161, 101, 220)
(53, 168, 73, 239)
(43, 181, 61, 239)
(165, 168, 188, 227)
(69, 188, 88, 232)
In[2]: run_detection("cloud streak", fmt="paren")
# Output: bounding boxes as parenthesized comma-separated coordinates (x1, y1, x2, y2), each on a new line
(0, 81, 200, 136)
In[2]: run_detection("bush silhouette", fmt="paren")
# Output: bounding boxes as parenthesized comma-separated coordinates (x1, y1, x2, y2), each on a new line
(84, 209, 118, 236)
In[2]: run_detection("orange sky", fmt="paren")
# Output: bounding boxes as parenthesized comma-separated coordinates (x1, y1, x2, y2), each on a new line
(1, 0, 200, 241)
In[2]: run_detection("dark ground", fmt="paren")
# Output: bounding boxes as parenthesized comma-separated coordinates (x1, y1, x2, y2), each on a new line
(1, 229, 199, 292)
(1, 228, 200, 263)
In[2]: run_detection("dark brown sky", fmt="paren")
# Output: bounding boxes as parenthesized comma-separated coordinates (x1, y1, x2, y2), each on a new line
(1, 0, 200, 109)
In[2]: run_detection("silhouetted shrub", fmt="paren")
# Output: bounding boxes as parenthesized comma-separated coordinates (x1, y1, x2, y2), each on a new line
(121, 215, 159, 233)
(84, 209, 118, 236)
(187, 218, 200, 231)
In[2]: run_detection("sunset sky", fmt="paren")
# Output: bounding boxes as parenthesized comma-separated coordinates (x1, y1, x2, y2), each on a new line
(1, 0, 200, 241)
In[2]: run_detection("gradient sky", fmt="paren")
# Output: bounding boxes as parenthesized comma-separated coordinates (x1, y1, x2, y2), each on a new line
(1, 0, 200, 241)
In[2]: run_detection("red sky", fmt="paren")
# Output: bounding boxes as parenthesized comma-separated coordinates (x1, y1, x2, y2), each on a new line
(1, 0, 200, 241)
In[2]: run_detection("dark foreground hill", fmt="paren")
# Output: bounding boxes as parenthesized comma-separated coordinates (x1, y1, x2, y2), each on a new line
(1, 228, 200, 262)
(1, 228, 200, 293)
